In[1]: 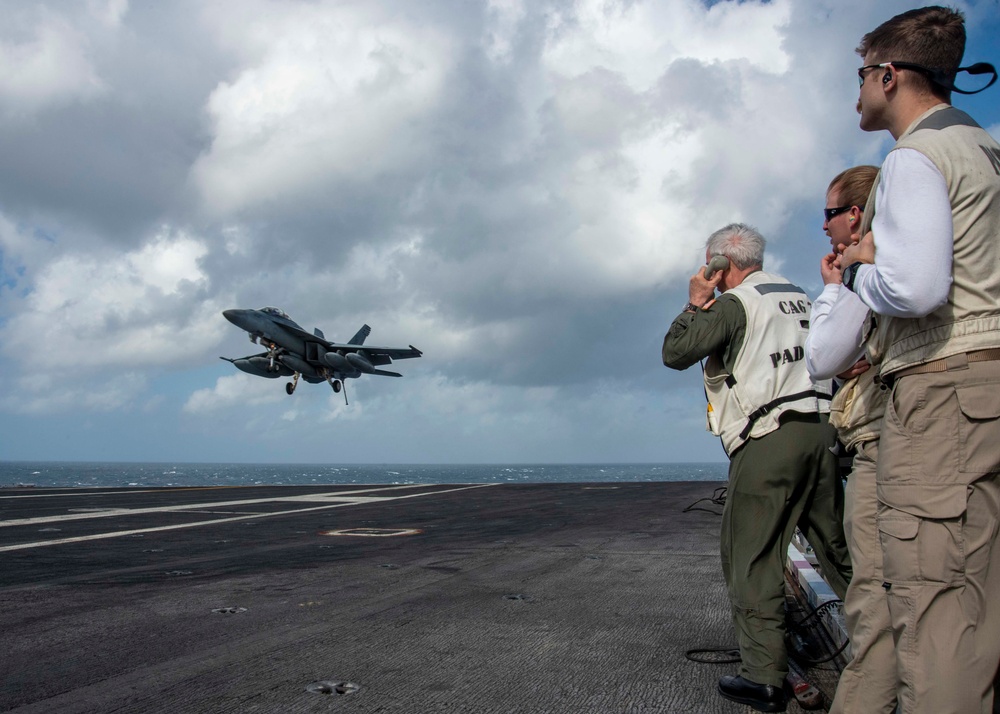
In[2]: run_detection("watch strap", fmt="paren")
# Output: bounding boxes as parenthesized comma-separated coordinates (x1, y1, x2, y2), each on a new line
(843, 262, 863, 292)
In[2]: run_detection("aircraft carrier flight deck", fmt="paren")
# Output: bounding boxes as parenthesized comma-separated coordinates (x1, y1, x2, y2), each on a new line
(0, 482, 837, 713)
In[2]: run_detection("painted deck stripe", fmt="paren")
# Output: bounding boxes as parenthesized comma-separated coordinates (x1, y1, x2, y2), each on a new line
(0, 486, 250, 500)
(0, 484, 459, 528)
(0, 484, 499, 552)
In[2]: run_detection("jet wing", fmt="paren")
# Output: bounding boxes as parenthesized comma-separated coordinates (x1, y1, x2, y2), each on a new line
(222, 351, 272, 361)
(325, 344, 423, 361)
(278, 321, 422, 362)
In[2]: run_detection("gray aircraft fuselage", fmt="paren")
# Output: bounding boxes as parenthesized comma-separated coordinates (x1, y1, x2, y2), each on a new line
(223, 308, 310, 357)
(220, 307, 422, 402)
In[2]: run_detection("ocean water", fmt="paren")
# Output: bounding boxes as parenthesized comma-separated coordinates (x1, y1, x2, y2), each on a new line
(0, 462, 727, 489)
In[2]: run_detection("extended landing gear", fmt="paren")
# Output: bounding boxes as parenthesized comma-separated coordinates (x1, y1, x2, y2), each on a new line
(286, 373, 300, 396)
(328, 377, 348, 405)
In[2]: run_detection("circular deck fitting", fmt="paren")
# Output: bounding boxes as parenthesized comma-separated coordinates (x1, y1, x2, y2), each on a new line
(211, 607, 247, 615)
(504, 593, 532, 601)
(165, 570, 192, 576)
(319, 528, 422, 538)
(305, 680, 361, 696)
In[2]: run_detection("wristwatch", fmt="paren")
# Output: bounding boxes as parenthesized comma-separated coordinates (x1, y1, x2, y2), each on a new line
(842, 261, 863, 292)
(683, 302, 702, 313)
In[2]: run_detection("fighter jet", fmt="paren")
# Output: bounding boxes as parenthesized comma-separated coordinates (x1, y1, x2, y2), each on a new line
(220, 307, 422, 404)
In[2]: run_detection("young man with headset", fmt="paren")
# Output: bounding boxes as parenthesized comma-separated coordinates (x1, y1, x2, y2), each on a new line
(840, 6, 1000, 712)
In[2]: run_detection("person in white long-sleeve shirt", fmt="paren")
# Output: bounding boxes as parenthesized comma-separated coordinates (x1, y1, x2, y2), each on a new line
(806, 166, 897, 714)
(804, 166, 878, 383)
(839, 7, 1000, 713)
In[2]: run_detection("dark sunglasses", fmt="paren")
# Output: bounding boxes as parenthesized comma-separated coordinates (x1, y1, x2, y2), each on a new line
(824, 205, 861, 221)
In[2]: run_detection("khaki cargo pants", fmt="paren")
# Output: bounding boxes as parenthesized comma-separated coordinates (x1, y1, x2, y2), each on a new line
(831, 439, 898, 714)
(877, 360, 1000, 714)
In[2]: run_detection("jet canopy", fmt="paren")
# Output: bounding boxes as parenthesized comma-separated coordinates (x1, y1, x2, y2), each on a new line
(259, 306, 290, 319)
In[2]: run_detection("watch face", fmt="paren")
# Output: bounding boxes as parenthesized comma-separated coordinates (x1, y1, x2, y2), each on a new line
(844, 263, 857, 290)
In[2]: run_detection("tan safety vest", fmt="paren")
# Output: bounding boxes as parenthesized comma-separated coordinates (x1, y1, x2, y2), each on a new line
(829, 368, 885, 451)
(868, 104, 1000, 375)
(704, 271, 832, 456)
(830, 196, 889, 450)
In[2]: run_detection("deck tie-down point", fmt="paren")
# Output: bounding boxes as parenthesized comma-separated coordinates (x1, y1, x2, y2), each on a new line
(319, 528, 422, 537)
(306, 681, 361, 696)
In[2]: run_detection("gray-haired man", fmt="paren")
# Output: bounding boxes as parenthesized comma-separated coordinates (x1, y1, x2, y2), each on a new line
(663, 223, 852, 713)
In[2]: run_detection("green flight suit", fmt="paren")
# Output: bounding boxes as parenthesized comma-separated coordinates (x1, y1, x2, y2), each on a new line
(663, 294, 852, 687)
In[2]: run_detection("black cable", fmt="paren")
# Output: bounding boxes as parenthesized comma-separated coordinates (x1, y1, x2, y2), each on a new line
(786, 598, 849, 666)
(685, 647, 741, 664)
(682, 486, 727, 515)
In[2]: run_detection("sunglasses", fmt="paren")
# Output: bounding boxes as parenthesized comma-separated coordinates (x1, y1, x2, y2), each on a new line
(857, 61, 928, 88)
(824, 205, 862, 221)
(856, 60, 998, 95)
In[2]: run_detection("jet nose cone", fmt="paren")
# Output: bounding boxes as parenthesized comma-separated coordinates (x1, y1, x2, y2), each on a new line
(223, 309, 255, 331)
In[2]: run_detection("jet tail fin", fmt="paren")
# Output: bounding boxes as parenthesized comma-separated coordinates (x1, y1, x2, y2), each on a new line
(348, 324, 372, 345)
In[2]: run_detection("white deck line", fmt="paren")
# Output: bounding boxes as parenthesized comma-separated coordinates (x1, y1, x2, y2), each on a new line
(0, 484, 448, 528)
(0, 484, 500, 552)
(0, 486, 253, 500)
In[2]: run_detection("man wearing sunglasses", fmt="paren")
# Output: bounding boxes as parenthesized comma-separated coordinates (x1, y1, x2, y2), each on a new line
(840, 6, 1000, 713)
(805, 165, 897, 714)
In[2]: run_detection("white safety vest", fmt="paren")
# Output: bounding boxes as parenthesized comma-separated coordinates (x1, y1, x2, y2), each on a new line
(704, 271, 833, 456)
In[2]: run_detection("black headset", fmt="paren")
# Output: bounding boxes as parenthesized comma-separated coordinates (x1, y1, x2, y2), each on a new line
(883, 60, 998, 94)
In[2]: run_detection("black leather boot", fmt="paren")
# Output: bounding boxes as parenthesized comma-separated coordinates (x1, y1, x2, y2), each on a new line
(717, 674, 787, 712)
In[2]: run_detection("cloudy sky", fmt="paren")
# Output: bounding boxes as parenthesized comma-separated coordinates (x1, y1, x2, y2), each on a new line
(1, 0, 998, 465)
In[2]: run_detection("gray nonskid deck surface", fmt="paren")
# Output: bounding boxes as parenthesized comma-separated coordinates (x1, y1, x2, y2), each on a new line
(0, 482, 829, 713)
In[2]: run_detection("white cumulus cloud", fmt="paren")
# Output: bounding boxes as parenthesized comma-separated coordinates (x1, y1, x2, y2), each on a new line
(1, 229, 222, 375)
(193, 1, 454, 215)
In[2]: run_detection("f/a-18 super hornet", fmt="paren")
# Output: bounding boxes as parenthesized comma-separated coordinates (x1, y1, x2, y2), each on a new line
(221, 307, 422, 404)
